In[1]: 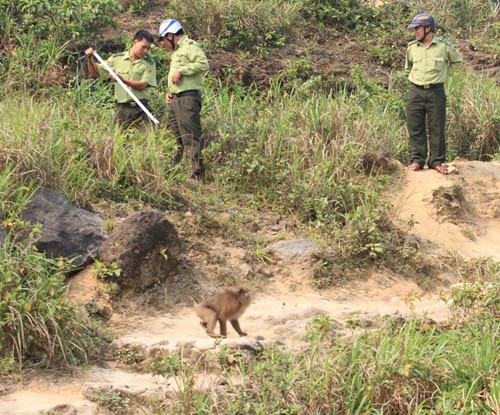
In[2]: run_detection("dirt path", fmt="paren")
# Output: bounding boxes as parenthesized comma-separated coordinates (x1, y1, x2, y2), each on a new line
(3, 160, 500, 414)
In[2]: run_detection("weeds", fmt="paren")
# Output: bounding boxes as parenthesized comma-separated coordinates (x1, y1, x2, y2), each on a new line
(0, 227, 110, 368)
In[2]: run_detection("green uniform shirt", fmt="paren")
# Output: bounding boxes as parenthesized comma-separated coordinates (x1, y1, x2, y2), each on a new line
(168, 36, 209, 94)
(405, 36, 463, 85)
(97, 51, 157, 103)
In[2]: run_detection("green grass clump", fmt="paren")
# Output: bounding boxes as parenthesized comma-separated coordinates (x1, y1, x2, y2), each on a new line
(0, 228, 110, 369)
(0, 92, 183, 208)
(148, 274, 500, 414)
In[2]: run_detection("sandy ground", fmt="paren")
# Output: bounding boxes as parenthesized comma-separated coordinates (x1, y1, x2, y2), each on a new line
(3, 160, 500, 414)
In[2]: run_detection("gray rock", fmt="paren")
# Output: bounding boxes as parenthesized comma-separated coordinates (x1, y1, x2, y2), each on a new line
(20, 189, 106, 267)
(41, 404, 77, 415)
(266, 239, 319, 260)
(98, 210, 182, 290)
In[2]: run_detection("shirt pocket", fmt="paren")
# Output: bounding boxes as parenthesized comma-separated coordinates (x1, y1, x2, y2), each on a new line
(412, 56, 423, 71)
(132, 65, 146, 81)
(431, 57, 446, 72)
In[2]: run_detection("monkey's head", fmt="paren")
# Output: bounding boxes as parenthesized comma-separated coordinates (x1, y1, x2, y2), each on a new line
(238, 288, 252, 307)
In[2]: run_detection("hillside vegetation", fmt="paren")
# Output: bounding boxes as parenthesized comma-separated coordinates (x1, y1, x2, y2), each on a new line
(1, 0, 500, 413)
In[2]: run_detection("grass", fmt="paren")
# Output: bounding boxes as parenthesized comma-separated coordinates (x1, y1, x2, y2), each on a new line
(1, 0, 500, 412)
(125, 273, 500, 414)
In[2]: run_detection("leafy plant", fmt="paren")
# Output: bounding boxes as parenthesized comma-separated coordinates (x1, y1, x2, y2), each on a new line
(13, 0, 122, 40)
(0, 226, 110, 368)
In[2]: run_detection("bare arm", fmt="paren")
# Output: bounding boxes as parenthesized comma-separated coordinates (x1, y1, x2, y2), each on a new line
(84, 48, 99, 78)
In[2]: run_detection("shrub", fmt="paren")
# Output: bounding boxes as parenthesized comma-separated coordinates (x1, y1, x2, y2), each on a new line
(8, 0, 122, 40)
(0, 227, 110, 368)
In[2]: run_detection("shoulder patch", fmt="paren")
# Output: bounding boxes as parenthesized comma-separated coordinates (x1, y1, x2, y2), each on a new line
(436, 37, 452, 46)
(143, 55, 153, 63)
(112, 52, 125, 57)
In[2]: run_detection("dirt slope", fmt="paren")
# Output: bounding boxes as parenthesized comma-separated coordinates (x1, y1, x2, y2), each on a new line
(3, 160, 500, 414)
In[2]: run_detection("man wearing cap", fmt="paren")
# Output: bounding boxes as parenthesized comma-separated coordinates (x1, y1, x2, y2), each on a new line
(157, 19, 209, 181)
(84, 30, 157, 130)
(405, 13, 462, 175)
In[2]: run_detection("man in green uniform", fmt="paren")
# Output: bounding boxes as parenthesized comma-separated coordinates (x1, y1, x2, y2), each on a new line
(84, 30, 157, 130)
(405, 13, 462, 175)
(157, 19, 209, 181)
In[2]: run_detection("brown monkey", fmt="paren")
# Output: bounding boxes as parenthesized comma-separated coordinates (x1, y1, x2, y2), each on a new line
(194, 288, 251, 338)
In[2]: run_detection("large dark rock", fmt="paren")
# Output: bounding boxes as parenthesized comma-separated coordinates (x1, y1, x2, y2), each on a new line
(0, 224, 6, 249)
(20, 188, 106, 267)
(98, 209, 182, 290)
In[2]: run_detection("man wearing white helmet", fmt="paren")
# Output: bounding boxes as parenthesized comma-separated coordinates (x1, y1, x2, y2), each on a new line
(405, 13, 462, 175)
(158, 19, 209, 181)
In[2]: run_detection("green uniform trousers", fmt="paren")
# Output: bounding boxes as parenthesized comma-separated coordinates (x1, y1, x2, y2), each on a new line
(115, 100, 154, 131)
(405, 83, 446, 169)
(167, 93, 204, 178)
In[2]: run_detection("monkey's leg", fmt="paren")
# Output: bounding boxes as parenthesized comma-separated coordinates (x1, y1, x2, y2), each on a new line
(230, 319, 247, 337)
(204, 308, 223, 338)
(218, 319, 228, 337)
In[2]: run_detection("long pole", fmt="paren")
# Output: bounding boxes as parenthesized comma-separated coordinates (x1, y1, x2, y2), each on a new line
(92, 51, 160, 125)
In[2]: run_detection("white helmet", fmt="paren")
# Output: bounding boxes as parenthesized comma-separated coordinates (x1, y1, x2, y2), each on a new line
(158, 19, 183, 40)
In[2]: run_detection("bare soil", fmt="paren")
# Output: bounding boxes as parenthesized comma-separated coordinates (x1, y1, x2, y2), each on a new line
(3, 160, 500, 414)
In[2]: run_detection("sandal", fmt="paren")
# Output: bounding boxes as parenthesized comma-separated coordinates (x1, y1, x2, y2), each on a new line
(407, 162, 422, 171)
(434, 165, 448, 175)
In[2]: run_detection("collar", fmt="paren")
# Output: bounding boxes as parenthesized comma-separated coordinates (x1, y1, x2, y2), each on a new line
(417, 36, 437, 47)
(175, 36, 188, 50)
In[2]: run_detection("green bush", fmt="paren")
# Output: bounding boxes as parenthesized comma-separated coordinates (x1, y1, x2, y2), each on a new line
(8, 0, 122, 40)
(0, 227, 110, 368)
(447, 69, 500, 160)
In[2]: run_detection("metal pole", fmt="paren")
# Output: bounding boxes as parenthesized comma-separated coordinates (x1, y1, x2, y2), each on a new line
(92, 51, 160, 125)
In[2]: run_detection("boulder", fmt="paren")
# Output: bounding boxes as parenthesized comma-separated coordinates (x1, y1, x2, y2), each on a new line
(98, 210, 182, 290)
(20, 189, 106, 267)
(266, 239, 319, 260)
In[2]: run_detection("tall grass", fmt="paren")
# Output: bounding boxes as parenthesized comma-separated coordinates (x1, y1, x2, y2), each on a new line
(0, 91, 183, 208)
(447, 69, 500, 160)
(161, 0, 305, 51)
(0, 230, 110, 368)
(143, 273, 500, 414)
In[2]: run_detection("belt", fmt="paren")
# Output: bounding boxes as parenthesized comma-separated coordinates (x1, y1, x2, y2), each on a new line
(172, 90, 201, 98)
(411, 82, 444, 89)
(118, 99, 148, 107)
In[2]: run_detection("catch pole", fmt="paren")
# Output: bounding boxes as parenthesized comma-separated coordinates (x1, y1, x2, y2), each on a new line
(92, 51, 159, 125)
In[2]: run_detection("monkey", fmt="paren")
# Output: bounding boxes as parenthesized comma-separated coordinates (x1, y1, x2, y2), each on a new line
(193, 288, 251, 338)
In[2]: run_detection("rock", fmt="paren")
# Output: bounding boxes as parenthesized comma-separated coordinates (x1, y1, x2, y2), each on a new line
(239, 263, 254, 279)
(20, 189, 106, 267)
(405, 233, 421, 249)
(41, 404, 77, 415)
(361, 151, 404, 175)
(266, 239, 319, 260)
(0, 224, 7, 248)
(447, 165, 458, 175)
(98, 210, 182, 290)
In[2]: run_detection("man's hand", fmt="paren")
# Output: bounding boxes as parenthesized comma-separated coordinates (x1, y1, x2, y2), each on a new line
(166, 92, 173, 104)
(84, 47, 98, 78)
(171, 69, 182, 85)
(111, 73, 123, 83)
